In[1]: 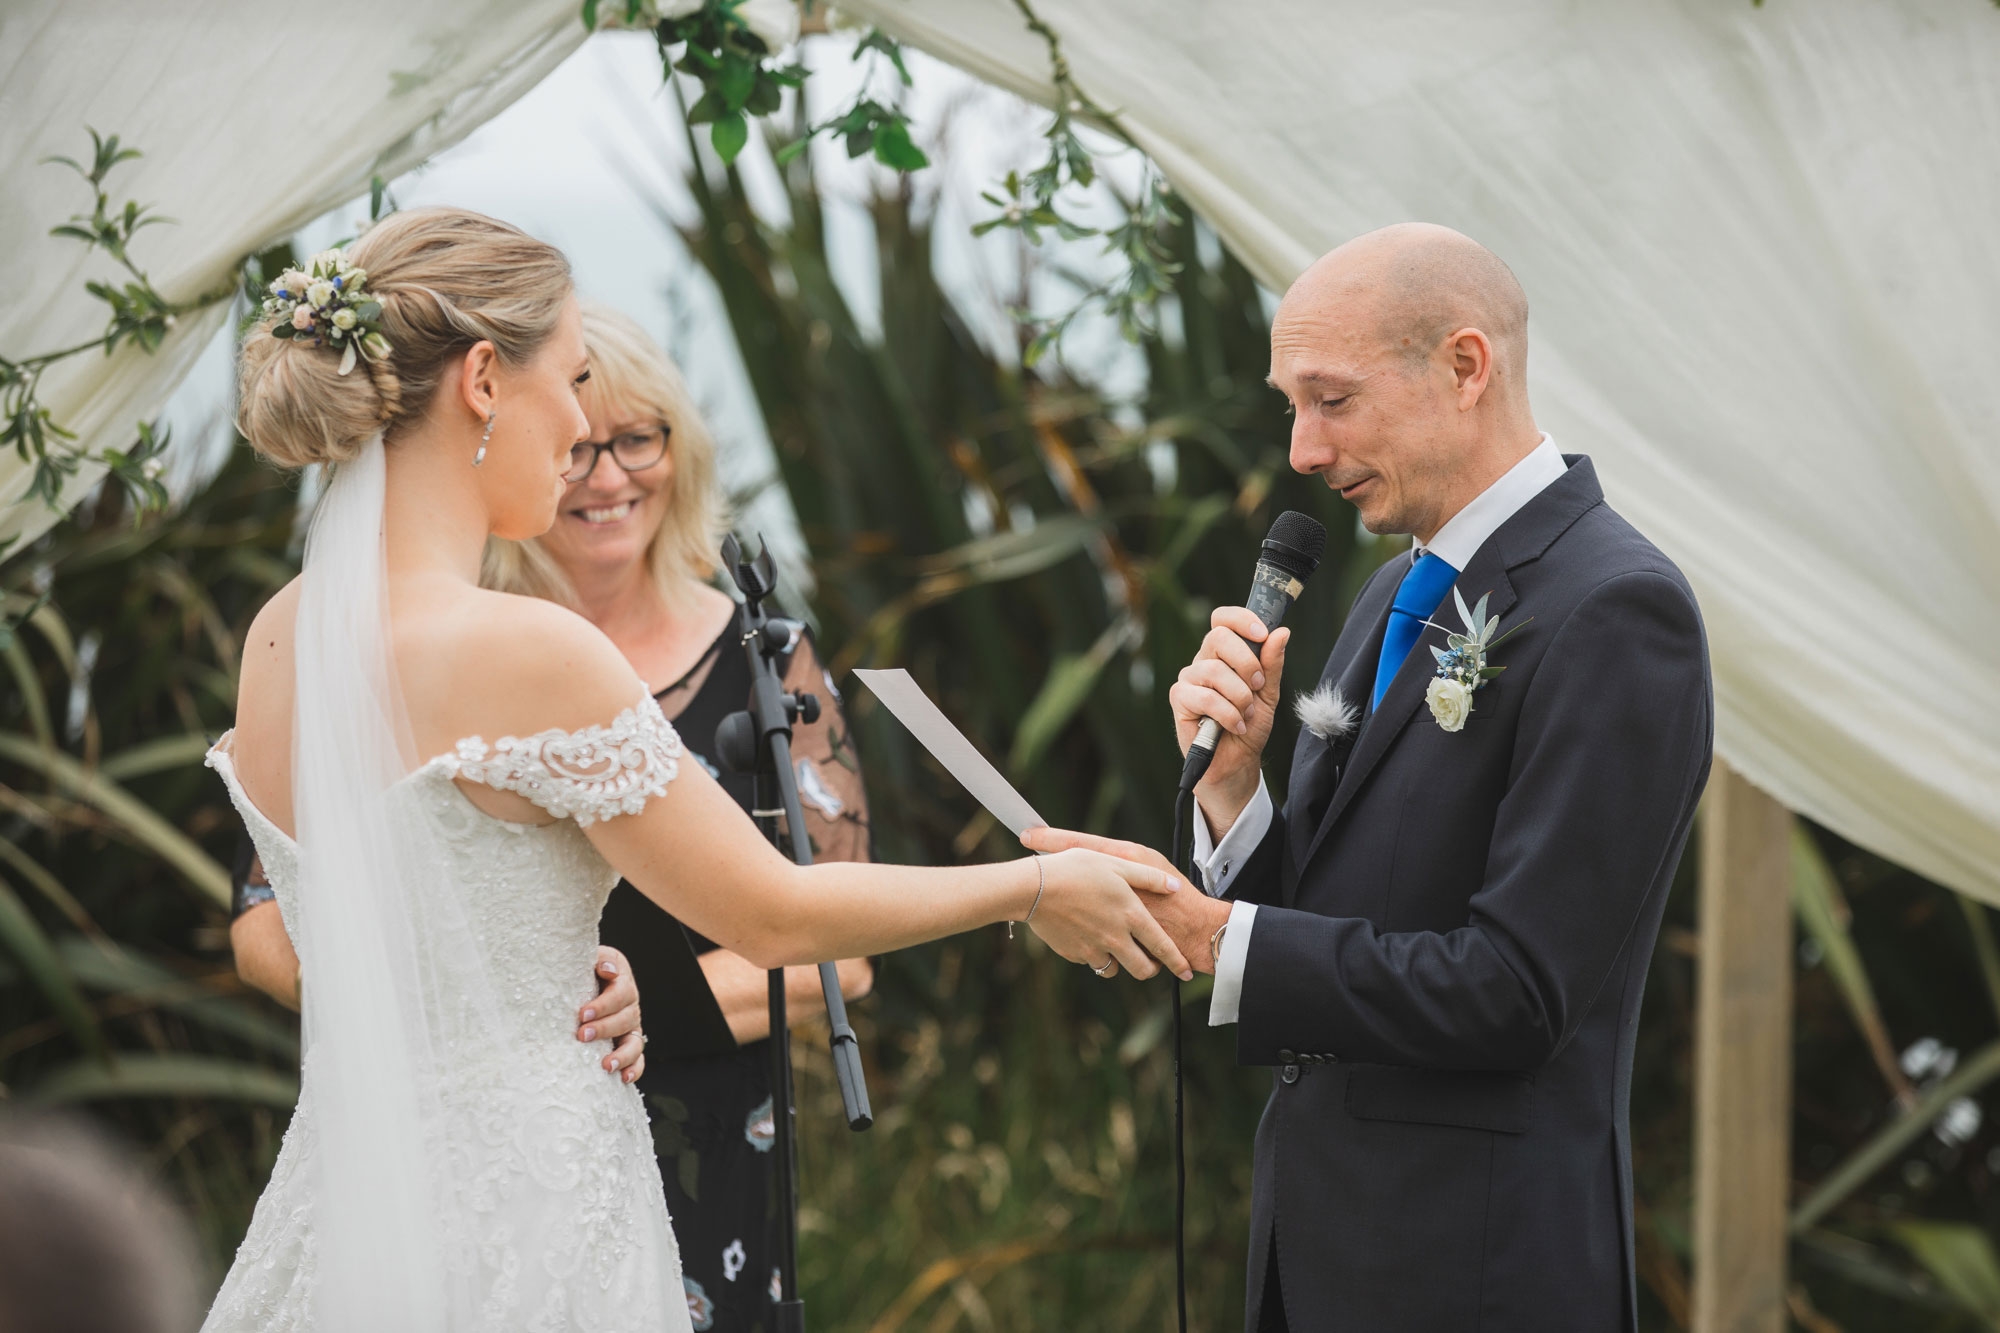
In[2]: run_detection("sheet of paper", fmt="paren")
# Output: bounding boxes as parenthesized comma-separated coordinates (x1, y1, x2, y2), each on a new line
(853, 668, 1047, 835)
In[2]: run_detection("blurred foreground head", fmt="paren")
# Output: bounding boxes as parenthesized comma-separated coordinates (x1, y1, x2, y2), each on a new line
(1269, 222, 1538, 542)
(0, 1114, 200, 1333)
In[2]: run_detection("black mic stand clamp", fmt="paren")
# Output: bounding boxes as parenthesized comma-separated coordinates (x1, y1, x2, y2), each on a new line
(712, 535, 873, 1333)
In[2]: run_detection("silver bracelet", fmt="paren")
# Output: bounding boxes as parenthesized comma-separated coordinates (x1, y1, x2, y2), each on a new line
(1209, 919, 1229, 970)
(1007, 855, 1046, 940)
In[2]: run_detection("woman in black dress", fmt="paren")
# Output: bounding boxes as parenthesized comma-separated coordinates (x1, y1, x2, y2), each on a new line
(482, 300, 872, 1333)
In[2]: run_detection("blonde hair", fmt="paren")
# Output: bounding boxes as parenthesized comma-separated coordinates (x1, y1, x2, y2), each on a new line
(236, 208, 573, 468)
(480, 301, 730, 614)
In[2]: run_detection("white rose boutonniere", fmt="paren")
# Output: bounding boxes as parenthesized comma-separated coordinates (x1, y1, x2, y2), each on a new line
(1425, 677, 1472, 732)
(1424, 587, 1532, 733)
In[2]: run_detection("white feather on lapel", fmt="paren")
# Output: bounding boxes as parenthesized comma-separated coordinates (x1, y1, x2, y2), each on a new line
(1294, 683, 1358, 743)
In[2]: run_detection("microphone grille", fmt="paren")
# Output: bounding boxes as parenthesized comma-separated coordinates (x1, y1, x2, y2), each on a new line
(1262, 510, 1328, 579)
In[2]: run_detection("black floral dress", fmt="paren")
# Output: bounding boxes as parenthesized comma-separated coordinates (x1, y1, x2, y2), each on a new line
(596, 625, 871, 1333)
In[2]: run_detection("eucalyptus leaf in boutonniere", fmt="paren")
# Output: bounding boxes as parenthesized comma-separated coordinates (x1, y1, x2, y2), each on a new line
(1423, 587, 1532, 733)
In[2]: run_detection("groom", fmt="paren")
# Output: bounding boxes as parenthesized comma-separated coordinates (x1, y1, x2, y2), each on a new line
(1031, 224, 1712, 1330)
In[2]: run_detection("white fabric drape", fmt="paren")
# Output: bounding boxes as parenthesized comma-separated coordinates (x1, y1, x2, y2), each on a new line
(5, 3, 1995, 903)
(843, 0, 2000, 903)
(0, 0, 585, 554)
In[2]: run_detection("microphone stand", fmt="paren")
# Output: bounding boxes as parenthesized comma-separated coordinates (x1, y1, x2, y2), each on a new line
(713, 535, 873, 1333)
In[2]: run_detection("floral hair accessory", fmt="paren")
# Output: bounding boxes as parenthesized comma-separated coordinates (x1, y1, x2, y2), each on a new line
(261, 248, 392, 376)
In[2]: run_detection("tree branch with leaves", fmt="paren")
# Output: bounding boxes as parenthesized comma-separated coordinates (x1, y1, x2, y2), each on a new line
(2, 130, 234, 519)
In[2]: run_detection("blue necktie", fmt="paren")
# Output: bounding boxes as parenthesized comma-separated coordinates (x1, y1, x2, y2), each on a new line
(1371, 550, 1461, 710)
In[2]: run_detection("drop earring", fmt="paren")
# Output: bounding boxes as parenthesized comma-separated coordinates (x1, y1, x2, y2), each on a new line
(474, 413, 495, 467)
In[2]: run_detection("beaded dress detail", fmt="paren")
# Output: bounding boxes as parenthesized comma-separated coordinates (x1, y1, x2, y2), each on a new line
(200, 694, 694, 1333)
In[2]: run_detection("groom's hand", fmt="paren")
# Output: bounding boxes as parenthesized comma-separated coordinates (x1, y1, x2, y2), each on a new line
(1171, 608, 1290, 837)
(579, 946, 647, 1084)
(1022, 828, 1231, 974)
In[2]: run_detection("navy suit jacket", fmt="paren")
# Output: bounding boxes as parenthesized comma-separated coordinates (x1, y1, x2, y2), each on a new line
(1226, 456, 1712, 1332)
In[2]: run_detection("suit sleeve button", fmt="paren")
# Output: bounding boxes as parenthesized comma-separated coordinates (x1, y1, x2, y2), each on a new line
(1276, 1049, 1296, 1063)
(1280, 1064, 1300, 1085)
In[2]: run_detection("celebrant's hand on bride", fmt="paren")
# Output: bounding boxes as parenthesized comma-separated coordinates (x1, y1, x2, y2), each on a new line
(231, 899, 647, 1080)
(581, 946, 647, 1083)
(1021, 828, 1232, 976)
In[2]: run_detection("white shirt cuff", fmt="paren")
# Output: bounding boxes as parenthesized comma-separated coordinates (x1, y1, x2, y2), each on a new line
(1207, 899, 1258, 1026)
(1189, 775, 1274, 899)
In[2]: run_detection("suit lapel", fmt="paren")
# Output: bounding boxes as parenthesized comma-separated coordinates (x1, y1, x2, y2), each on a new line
(1299, 548, 1518, 871)
(1292, 455, 1607, 877)
(1284, 556, 1404, 884)
(1285, 454, 1608, 886)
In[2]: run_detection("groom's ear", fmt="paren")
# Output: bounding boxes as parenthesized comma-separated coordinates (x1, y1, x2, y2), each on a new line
(1446, 326, 1495, 409)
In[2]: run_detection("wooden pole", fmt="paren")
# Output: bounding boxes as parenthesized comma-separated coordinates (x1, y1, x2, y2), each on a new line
(1693, 759, 1795, 1333)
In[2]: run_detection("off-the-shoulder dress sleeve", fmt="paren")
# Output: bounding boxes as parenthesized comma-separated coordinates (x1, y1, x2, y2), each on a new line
(451, 693, 685, 827)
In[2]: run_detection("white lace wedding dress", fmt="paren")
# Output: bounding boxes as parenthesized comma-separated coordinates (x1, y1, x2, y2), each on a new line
(202, 695, 694, 1332)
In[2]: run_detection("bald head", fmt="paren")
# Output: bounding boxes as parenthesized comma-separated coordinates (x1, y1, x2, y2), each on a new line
(1282, 223, 1529, 389)
(1269, 224, 1543, 543)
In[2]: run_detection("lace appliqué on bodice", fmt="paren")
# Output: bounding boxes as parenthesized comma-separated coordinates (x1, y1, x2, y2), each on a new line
(452, 695, 685, 827)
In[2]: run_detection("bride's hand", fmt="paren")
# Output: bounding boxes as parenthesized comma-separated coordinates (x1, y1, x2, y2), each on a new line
(1026, 847, 1193, 981)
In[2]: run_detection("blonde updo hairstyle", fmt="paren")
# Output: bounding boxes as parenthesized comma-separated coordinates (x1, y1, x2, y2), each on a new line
(481, 302, 730, 616)
(236, 207, 574, 468)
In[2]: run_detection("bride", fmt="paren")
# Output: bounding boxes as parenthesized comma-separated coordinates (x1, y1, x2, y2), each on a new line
(204, 206, 1188, 1331)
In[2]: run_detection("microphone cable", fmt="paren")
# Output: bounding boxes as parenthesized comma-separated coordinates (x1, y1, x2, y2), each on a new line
(1169, 785, 1195, 1333)
(1163, 509, 1323, 1330)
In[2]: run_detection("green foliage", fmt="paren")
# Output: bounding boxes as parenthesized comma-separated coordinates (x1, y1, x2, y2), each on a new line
(975, 0, 1184, 366)
(1893, 1222, 2000, 1327)
(0, 443, 307, 1277)
(597, 1, 1178, 367)
(793, 30, 928, 173)
(3, 129, 234, 517)
(583, 0, 808, 164)
(1793, 822, 1915, 1105)
(582, 2, 926, 173)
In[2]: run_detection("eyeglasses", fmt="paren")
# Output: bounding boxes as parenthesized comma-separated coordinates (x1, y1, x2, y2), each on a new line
(564, 424, 670, 484)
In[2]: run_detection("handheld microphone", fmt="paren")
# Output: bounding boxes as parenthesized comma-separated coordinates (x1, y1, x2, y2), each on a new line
(1178, 510, 1328, 792)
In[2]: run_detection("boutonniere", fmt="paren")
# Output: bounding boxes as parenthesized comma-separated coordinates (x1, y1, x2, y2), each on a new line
(1423, 588, 1532, 733)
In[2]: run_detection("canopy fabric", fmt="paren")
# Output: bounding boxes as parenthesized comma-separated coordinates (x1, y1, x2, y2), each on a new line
(0, 0, 585, 554)
(840, 0, 2000, 904)
(3, 2, 1994, 902)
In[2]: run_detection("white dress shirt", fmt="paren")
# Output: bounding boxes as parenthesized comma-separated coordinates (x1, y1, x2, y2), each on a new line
(1195, 435, 1569, 1025)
